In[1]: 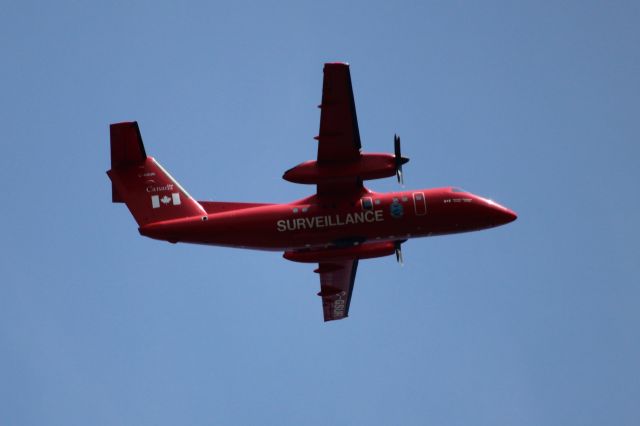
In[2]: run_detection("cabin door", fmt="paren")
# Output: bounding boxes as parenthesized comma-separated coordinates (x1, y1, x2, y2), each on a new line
(413, 192, 426, 216)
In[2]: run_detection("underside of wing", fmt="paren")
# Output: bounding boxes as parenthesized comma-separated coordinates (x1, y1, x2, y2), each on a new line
(284, 63, 404, 198)
(317, 63, 362, 163)
(317, 63, 363, 197)
(284, 242, 398, 322)
(283, 63, 407, 199)
(316, 259, 359, 321)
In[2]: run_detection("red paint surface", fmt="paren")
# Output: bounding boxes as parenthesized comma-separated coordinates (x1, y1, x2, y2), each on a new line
(107, 64, 517, 321)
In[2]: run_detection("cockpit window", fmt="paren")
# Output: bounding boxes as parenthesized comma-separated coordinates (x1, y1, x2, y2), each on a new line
(361, 197, 373, 210)
(451, 187, 467, 193)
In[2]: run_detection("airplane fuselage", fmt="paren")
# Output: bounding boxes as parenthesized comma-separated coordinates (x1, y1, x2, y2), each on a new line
(108, 62, 518, 321)
(139, 187, 517, 251)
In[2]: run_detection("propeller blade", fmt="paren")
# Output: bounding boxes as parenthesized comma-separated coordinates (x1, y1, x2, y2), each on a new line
(394, 134, 408, 185)
(395, 241, 404, 266)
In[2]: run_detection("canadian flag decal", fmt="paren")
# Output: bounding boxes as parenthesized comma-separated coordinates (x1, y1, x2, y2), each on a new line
(151, 193, 181, 208)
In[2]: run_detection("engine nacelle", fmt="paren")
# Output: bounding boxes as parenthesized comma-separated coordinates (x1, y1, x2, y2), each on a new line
(283, 241, 396, 263)
(283, 153, 397, 184)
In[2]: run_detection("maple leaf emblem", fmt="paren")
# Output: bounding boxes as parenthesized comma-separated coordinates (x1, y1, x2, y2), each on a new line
(160, 195, 172, 205)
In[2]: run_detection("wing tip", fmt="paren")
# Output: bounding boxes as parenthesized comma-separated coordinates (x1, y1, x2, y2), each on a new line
(324, 61, 350, 68)
(324, 314, 348, 322)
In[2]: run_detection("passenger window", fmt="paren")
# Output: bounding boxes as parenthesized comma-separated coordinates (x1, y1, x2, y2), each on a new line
(361, 197, 373, 210)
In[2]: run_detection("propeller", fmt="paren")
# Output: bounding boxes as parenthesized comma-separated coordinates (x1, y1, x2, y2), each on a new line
(395, 241, 404, 266)
(394, 134, 409, 185)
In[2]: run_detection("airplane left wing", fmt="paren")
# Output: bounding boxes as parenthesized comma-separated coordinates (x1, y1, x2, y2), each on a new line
(316, 259, 359, 321)
(284, 242, 397, 322)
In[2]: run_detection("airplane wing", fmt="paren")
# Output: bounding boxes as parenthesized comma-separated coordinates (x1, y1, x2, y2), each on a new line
(284, 241, 397, 322)
(316, 63, 363, 196)
(316, 259, 359, 321)
(282, 64, 365, 320)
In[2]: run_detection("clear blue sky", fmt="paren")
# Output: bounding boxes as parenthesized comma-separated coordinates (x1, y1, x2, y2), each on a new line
(1, 1, 639, 425)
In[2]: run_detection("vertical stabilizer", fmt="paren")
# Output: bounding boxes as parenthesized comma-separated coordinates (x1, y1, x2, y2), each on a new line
(107, 122, 206, 226)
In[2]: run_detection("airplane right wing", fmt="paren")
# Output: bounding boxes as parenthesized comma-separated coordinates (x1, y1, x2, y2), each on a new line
(315, 63, 364, 197)
(283, 63, 407, 198)
(317, 62, 362, 163)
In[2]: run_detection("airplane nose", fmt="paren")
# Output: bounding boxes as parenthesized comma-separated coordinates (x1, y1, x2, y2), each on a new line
(481, 197, 517, 226)
(491, 204, 517, 225)
(502, 208, 518, 224)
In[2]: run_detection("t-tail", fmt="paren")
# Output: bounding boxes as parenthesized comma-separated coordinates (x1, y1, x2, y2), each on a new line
(107, 121, 206, 226)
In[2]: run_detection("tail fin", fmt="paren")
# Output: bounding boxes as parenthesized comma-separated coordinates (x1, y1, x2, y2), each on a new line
(107, 122, 206, 226)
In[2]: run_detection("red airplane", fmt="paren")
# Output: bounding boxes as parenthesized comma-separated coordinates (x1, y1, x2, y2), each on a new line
(107, 63, 517, 322)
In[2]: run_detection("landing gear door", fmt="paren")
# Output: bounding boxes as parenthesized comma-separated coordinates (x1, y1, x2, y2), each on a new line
(413, 192, 426, 216)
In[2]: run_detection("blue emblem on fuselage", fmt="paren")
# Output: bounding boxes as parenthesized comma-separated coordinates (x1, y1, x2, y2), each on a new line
(390, 201, 404, 219)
